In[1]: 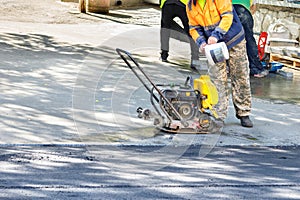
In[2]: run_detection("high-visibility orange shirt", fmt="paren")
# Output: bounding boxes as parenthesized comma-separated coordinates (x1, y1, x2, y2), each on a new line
(186, 0, 245, 49)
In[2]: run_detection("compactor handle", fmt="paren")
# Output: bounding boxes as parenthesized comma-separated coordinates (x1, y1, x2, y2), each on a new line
(115, 48, 188, 127)
(116, 48, 139, 70)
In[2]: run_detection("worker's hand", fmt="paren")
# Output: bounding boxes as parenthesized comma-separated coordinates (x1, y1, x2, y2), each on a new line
(200, 43, 207, 53)
(207, 36, 218, 45)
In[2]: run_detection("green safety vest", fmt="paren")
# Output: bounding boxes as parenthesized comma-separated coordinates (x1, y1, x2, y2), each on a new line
(231, 0, 252, 10)
(160, 0, 189, 8)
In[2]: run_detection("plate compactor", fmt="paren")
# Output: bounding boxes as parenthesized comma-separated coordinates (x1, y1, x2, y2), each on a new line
(116, 48, 221, 134)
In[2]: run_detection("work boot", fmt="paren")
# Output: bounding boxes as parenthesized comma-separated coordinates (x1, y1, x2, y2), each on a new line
(236, 115, 253, 128)
(160, 50, 168, 62)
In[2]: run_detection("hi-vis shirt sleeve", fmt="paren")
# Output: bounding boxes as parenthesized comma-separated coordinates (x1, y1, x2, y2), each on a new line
(186, 6, 206, 47)
(211, 0, 234, 41)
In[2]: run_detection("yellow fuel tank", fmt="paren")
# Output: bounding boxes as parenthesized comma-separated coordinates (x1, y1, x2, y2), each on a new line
(193, 75, 218, 109)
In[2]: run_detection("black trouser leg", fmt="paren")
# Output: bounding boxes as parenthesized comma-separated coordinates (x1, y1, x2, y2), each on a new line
(160, 5, 173, 52)
(161, 4, 199, 60)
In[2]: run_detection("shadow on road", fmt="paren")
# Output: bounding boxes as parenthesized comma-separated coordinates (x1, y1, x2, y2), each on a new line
(0, 145, 299, 199)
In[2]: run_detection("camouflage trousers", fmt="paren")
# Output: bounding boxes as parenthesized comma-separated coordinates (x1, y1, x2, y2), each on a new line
(208, 39, 252, 121)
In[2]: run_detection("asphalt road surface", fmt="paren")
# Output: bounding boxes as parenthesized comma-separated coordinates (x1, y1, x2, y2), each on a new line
(0, 145, 299, 199)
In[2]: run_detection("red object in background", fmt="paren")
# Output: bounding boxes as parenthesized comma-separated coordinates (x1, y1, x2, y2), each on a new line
(258, 32, 268, 61)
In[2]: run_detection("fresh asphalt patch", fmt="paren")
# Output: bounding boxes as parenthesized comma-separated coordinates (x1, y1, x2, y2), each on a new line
(0, 145, 299, 199)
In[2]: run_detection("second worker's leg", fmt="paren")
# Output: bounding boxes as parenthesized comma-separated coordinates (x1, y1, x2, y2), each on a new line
(160, 5, 174, 61)
(178, 6, 200, 69)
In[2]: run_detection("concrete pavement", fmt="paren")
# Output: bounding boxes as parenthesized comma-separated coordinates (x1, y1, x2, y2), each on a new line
(1, 21, 299, 146)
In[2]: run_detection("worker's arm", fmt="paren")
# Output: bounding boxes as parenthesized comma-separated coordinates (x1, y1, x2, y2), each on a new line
(211, 0, 234, 41)
(186, 6, 206, 49)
